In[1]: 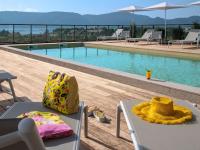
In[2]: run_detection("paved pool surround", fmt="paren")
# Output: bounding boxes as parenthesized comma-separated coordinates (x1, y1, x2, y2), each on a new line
(1, 42, 200, 103)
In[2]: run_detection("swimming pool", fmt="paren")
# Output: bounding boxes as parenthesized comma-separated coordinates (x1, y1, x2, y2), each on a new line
(21, 45, 200, 88)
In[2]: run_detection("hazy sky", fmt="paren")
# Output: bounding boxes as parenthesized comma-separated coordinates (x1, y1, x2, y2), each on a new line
(0, 0, 199, 19)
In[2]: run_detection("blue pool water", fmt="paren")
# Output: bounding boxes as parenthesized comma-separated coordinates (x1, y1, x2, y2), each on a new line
(28, 46, 200, 88)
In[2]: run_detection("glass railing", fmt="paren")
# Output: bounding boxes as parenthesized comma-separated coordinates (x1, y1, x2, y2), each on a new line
(0, 24, 195, 44)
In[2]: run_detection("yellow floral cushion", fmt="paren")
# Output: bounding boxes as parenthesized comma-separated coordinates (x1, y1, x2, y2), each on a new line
(43, 71, 79, 115)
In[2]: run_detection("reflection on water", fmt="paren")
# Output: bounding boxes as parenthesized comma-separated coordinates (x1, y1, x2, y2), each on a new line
(30, 47, 200, 88)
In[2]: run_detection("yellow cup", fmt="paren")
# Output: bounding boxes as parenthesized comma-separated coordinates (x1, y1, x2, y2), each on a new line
(146, 70, 151, 80)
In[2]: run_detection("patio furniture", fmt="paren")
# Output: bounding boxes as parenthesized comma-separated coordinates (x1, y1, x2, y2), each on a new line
(151, 31, 163, 43)
(0, 70, 17, 102)
(126, 29, 156, 44)
(168, 30, 200, 48)
(97, 29, 124, 41)
(0, 101, 88, 150)
(116, 99, 200, 150)
(121, 31, 130, 39)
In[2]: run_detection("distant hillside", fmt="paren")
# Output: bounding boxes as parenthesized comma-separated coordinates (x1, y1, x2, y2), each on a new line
(0, 11, 200, 25)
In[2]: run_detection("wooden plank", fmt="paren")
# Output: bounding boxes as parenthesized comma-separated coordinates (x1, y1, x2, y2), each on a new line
(1, 49, 194, 150)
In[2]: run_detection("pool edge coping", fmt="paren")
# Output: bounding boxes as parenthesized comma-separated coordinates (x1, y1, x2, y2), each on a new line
(1, 44, 200, 103)
(85, 42, 200, 60)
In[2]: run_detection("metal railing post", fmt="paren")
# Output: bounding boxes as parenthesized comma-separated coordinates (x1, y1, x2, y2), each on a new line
(85, 25, 88, 41)
(107, 25, 110, 36)
(12, 24, 15, 44)
(178, 25, 181, 40)
(45, 25, 48, 43)
(130, 24, 132, 38)
(30, 24, 32, 43)
(73, 25, 75, 42)
(60, 25, 63, 42)
(141, 25, 144, 37)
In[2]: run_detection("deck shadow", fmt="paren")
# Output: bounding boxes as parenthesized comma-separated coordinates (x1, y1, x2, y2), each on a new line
(117, 136, 132, 143)
(0, 96, 32, 113)
(80, 141, 95, 150)
(86, 136, 118, 150)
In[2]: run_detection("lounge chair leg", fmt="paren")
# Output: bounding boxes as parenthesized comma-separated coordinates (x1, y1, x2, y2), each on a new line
(0, 81, 2, 91)
(84, 105, 88, 138)
(7, 79, 17, 102)
(116, 104, 122, 138)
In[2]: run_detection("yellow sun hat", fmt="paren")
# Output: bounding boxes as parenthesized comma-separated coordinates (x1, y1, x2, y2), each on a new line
(132, 97, 193, 125)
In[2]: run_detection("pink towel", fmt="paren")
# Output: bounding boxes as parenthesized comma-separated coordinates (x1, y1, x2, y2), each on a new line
(18, 111, 73, 140)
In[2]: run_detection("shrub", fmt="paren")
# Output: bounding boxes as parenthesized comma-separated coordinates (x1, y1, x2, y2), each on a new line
(172, 26, 184, 40)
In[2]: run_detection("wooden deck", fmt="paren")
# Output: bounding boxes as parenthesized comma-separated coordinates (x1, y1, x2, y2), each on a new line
(0, 49, 182, 150)
(86, 41, 200, 55)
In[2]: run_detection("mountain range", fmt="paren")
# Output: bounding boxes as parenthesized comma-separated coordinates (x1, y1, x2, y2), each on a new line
(0, 11, 200, 25)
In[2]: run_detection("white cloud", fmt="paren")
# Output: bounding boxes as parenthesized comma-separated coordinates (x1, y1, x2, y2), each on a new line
(0, 4, 38, 12)
(23, 8, 38, 12)
(0, 8, 38, 12)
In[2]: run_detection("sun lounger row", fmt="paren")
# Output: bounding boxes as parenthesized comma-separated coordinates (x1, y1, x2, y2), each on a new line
(97, 28, 200, 48)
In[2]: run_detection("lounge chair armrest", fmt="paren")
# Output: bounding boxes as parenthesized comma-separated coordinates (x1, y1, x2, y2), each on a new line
(0, 131, 21, 149)
(0, 118, 45, 150)
(18, 118, 45, 150)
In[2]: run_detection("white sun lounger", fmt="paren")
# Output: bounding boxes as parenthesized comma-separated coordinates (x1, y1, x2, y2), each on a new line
(168, 30, 200, 48)
(0, 102, 88, 150)
(97, 29, 124, 41)
(126, 29, 155, 43)
(116, 99, 200, 150)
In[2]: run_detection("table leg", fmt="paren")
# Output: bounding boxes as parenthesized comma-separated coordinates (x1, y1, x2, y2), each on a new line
(84, 105, 88, 138)
(116, 104, 122, 138)
(7, 80, 17, 102)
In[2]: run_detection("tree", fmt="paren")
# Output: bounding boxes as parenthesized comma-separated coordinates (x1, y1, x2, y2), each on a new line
(192, 22, 200, 29)
(0, 29, 10, 36)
